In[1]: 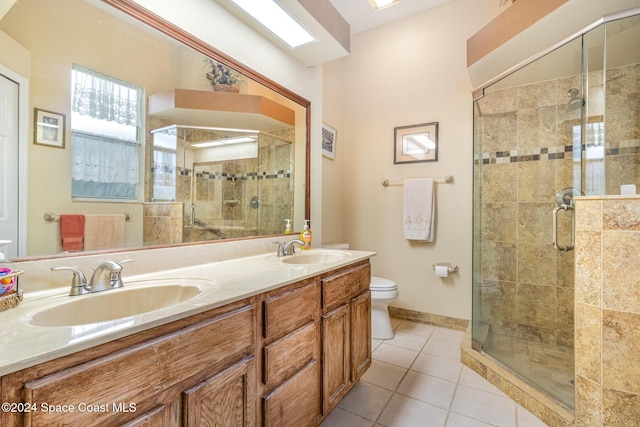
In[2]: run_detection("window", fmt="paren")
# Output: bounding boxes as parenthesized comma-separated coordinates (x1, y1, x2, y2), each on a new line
(151, 127, 178, 201)
(70, 65, 143, 199)
(573, 119, 605, 195)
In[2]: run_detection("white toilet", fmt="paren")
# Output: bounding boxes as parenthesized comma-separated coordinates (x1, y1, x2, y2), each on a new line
(323, 243, 399, 340)
(370, 276, 399, 340)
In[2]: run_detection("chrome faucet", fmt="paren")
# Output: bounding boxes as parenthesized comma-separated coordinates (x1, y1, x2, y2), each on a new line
(50, 266, 89, 296)
(273, 239, 304, 257)
(51, 259, 132, 296)
(88, 261, 124, 292)
(283, 239, 304, 255)
(272, 241, 287, 257)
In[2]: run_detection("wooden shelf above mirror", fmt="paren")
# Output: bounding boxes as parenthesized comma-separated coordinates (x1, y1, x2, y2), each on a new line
(148, 89, 296, 130)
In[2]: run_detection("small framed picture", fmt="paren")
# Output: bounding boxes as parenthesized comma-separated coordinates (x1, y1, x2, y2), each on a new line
(394, 122, 438, 164)
(34, 108, 66, 149)
(322, 122, 337, 160)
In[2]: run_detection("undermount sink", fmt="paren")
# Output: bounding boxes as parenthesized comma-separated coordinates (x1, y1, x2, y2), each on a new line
(28, 280, 207, 327)
(281, 250, 348, 265)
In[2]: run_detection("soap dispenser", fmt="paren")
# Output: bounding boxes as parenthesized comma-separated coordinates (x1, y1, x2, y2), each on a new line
(284, 219, 292, 234)
(299, 220, 312, 250)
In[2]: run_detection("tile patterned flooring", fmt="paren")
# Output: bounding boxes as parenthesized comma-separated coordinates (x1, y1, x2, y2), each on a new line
(320, 318, 549, 427)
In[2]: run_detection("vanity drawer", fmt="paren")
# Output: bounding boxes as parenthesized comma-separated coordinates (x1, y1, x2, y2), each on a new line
(263, 280, 318, 341)
(263, 321, 316, 388)
(322, 263, 370, 310)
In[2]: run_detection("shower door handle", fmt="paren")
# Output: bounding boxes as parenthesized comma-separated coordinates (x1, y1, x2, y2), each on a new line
(552, 204, 574, 252)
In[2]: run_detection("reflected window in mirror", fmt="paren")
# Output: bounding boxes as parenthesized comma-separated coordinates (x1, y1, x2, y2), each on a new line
(151, 127, 178, 201)
(71, 65, 143, 200)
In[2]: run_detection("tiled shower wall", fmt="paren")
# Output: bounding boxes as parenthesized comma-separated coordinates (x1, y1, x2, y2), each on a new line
(143, 119, 293, 243)
(474, 62, 640, 348)
(142, 202, 183, 246)
(471, 61, 639, 421)
(574, 197, 640, 426)
(186, 132, 293, 240)
(475, 77, 579, 348)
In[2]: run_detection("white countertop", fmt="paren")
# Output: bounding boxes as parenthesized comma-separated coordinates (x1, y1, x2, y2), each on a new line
(0, 249, 375, 376)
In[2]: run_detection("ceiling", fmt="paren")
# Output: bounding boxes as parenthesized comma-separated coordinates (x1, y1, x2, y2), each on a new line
(328, 0, 452, 35)
(214, 0, 452, 66)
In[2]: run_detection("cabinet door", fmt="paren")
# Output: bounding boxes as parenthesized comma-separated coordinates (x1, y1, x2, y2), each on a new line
(263, 360, 318, 427)
(321, 304, 349, 415)
(121, 402, 179, 427)
(351, 291, 372, 382)
(183, 356, 256, 427)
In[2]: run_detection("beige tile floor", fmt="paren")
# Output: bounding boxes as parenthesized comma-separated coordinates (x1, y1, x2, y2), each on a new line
(320, 318, 549, 427)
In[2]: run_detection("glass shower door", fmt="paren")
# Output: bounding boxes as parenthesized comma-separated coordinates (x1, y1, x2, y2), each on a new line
(472, 35, 585, 408)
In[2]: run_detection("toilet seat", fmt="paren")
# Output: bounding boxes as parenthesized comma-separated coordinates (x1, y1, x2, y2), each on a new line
(370, 277, 397, 292)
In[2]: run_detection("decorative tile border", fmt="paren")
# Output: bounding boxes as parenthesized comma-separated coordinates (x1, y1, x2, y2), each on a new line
(175, 168, 291, 181)
(475, 140, 640, 165)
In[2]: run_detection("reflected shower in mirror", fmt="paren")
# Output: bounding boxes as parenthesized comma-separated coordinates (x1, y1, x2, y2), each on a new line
(148, 125, 294, 244)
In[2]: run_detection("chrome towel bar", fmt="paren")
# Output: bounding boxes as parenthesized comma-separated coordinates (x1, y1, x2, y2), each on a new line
(43, 212, 132, 222)
(382, 176, 454, 187)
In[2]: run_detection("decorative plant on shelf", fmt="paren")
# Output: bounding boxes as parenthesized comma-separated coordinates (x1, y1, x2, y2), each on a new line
(205, 59, 242, 92)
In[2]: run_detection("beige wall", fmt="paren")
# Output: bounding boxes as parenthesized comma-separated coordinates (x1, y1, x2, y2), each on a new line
(321, 59, 346, 245)
(322, 0, 501, 320)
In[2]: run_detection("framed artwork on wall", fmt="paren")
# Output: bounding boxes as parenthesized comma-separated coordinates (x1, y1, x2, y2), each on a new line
(34, 108, 66, 149)
(322, 122, 337, 159)
(394, 122, 438, 164)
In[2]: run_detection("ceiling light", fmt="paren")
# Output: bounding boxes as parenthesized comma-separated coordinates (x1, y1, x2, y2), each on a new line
(368, 0, 400, 11)
(191, 136, 257, 148)
(230, 0, 316, 48)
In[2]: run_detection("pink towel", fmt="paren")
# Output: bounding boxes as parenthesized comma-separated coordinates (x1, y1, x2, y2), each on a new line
(60, 214, 85, 252)
(84, 214, 126, 251)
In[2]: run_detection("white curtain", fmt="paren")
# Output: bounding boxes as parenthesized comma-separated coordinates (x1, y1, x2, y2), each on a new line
(153, 149, 176, 200)
(72, 132, 139, 197)
(72, 66, 139, 126)
(70, 65, 141, 199)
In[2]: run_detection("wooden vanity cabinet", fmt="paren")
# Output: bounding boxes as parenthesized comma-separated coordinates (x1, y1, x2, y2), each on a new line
(0, 299, 257, 427)
(320, 261, 372, 417)
(259, 278, 320, 427)
(0, 259, 372, 427)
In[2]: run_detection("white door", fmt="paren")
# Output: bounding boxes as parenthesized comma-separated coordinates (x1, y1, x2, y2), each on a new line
(0, 73, 19, 258)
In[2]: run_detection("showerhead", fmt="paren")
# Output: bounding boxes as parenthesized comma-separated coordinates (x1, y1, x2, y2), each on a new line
(567, 88, 584, 110)
(569, 98, 584, 110)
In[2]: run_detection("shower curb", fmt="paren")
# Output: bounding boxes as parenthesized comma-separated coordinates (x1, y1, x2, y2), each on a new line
(461, 326, 575, 427)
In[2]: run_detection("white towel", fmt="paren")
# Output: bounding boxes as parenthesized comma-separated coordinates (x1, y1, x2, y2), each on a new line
(403, 178, 435, 242)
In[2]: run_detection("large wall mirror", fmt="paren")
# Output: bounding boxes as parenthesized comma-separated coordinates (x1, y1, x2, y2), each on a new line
(0, 0, 310, 260)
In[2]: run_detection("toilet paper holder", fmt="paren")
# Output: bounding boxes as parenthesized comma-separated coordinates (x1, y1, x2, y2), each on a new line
(433, 262, 458, 274)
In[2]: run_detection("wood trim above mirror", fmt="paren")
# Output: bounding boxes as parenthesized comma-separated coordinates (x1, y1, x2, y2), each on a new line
(103, 0, 311, 222)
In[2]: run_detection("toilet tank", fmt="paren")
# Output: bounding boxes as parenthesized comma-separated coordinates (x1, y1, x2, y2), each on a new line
(322, 243, 349, 250)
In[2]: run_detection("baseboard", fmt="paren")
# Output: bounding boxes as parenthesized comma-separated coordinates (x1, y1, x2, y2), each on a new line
(388, 307, 469, 331)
